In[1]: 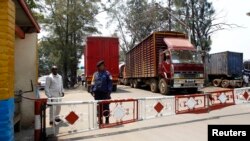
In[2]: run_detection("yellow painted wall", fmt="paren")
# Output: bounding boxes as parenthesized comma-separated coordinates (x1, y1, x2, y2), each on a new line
(15, 33, 38, 127)
(0, 0, 15, 100)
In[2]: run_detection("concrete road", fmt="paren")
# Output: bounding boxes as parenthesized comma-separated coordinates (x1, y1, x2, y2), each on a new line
(15, 85, 250, 141)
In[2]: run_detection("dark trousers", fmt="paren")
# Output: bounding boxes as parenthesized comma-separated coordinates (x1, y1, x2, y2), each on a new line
(94, 91, 111, 124)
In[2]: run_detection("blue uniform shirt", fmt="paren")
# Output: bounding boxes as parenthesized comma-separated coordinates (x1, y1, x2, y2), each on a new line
(91, 70, 113, 93)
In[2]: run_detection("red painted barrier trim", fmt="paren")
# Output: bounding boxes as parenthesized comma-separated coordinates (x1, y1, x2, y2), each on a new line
(208, 90, 235, 111)
(98, 99, 138, 128)
(175, 94, 208, 114)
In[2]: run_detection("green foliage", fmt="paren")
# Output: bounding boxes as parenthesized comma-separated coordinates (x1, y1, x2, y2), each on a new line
(174, 0, 215, 52)
(106, 0, 233, 61)
(25, 0, 37, 9)
(38, 0, 99, 87)
(106, 0, 170, 56)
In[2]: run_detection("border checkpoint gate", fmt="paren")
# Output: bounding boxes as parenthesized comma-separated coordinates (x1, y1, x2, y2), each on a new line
(35, 87, 250, 141)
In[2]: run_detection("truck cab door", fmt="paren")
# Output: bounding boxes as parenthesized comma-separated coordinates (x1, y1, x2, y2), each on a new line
(159, 51, 171, 78)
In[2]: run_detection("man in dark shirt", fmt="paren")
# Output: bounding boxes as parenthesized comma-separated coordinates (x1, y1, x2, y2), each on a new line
(91, 60, 112, 124)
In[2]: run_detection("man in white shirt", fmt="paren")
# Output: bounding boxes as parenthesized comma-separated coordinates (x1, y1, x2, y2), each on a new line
(45, 66, 64, 125)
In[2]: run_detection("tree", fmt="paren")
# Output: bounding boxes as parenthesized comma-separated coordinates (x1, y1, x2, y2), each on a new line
(38, 0, 99, 87)
(25, 0, 37, 9)
(106, 0, 171, 60)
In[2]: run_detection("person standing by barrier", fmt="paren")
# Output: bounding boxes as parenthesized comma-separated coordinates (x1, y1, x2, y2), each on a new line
(91, 60, 113, 124)
(45, 66, 64, 125)
(242, 69, 250, 87)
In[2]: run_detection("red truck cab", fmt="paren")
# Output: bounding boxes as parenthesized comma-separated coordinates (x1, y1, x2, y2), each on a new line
(84, 37, 119, 92)
(158, 38, 204, 94)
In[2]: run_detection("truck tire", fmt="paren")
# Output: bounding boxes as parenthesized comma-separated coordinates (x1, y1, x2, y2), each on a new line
(112, 85, 117, 92)
(124, 79, 129, 86)
(133, 80, 139, 88)
(221, 80, 230, 88)
(130, 80, 134, 88)
(212, 79, 222, 87)
(159, 79, 169, 95)
(150, 79, 159, 93)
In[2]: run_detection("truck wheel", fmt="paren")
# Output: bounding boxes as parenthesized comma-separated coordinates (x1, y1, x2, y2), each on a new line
(159, 79, 169, 95)
(124, 79, 129, 86)
(112, 85, 117, 92)
(221, 80, 230, 88)
(133, 80, 139, 88)
(150, 79, 159, 93)
(130, 80, 134, 88)
(212, 79, 222, 87)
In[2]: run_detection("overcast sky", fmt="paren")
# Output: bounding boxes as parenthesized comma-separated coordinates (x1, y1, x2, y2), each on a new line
(64, 0, 250, 67)
(94, 0, 250, 60)
(210, 0, 250, 60)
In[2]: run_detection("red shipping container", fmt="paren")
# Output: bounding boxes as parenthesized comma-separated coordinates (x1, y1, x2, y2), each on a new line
(84, 37, 119, 92)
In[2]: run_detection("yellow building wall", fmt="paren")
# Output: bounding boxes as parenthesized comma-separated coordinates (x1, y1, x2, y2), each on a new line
(0, 0, 15, 100)
(15, 33, 38, 127)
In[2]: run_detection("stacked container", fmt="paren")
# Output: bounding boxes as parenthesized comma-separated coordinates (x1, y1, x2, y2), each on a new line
(0, 0, 15, 140)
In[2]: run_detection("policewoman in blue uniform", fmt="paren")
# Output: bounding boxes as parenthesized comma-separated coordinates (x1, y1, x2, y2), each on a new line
(91, 60, 113, 124)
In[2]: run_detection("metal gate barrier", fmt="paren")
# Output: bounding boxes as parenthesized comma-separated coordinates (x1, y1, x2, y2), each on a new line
(47, 98, 98, 136)
(98, 99, 138, 128)
(36, 87, 250, 140)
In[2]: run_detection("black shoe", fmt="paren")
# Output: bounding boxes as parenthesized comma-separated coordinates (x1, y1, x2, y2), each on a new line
(55, 118, 62, 122)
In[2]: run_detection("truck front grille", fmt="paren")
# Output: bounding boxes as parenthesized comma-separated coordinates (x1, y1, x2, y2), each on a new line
(183, 73, 197, 78)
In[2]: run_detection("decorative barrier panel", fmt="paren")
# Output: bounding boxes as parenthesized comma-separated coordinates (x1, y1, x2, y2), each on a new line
(98, 99, 138, 128)
(207, 90, 235, 110)
(234, 87, 250, 104)
(47, 98, 98, 136)
(138, 96, 175, 120)
(175, 94, 208, 114)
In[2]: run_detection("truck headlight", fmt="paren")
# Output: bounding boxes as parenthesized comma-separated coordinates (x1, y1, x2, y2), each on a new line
(174, 73, 181, 78)
(198, 73, 204, 78)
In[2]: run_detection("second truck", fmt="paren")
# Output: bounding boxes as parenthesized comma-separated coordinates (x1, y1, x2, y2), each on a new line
(125, 31, 204, 95)
(206, 51, 250, 88)
(84, 37, 119, 92)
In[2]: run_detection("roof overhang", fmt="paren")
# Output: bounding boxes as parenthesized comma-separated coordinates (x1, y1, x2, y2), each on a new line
(14, 0, 40, 39)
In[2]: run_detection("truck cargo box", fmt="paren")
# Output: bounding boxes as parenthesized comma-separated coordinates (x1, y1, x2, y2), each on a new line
(84, 37, 119, 89)
(207, 51, 243, 77)
(125, 31, 187, 78)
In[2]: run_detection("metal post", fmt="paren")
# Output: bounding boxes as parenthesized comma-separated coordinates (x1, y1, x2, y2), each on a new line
(34, 98, 47, 141)
(34, 100, 41, 141)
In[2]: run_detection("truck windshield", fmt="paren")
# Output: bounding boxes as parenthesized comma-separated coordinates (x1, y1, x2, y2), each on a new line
(171, 50, 202, 64)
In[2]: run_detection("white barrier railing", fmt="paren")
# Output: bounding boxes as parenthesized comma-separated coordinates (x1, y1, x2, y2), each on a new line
(138, 96, 175, 120)
(47, 98, 98, 136)
(234, 87, 250, 104)
(45, 88, 250, 136)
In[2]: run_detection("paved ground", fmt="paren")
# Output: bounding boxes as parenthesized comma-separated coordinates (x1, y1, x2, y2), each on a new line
(15, 85, 250, 141)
